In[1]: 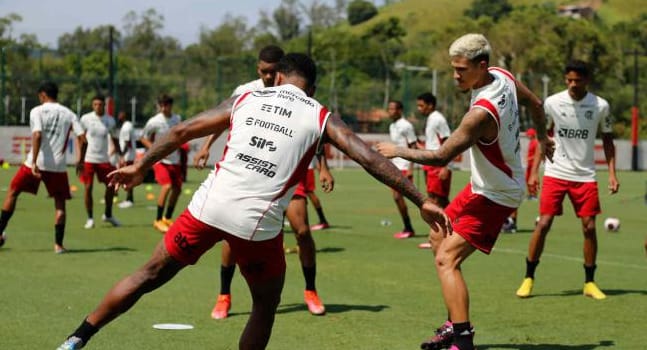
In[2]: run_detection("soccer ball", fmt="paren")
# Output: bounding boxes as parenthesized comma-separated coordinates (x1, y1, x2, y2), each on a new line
(604, 217, 620, 232)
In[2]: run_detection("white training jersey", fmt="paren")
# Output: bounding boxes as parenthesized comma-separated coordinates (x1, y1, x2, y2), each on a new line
(543, 90, 611, 182)
(80, 112, 117, 163)
(425, 110, 451, 151)
(188, 84, 330, 241)
(119, 120, 137, 162)
(142, 113, 182, 165)
(468, 67, 524, 208)
(389, 117, 417, 170)
(232, 78, 265, 97)
(24, 102, 84, 172)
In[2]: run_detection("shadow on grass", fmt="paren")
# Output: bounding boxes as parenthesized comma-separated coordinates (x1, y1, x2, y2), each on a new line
(53, 247, 137, 254)
(276, 303, 389, 315)
(479, 340, 614, 349)
(317, 247, 345, 253)
(530, 289, 647, 298)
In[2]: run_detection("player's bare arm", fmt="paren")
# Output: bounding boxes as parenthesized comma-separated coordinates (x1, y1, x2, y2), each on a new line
(30, 130, 42, 177)
(322, 113, 451, 234)
(515, 79, 555, 162)
(194, 94, 242, 169)
(317, 154, 334, 193)
(602, 132, 619, 194)
(377, 108, 494, 167)
(76, 134, 88, 176)
(110, 98, 235, 189)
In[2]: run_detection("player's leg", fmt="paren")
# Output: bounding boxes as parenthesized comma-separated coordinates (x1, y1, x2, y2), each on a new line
(96, 163, 120, 226)
(392, 188, 415, 238)
(1, 165, 41, 246)
(80, 163, 95, 229)
(572, 181, 604, 299)
(517, 176, 565, 297)
(53, 196, 66, 253)
(231, 234, 285, 350)
(307, 191, 329, 230)
(432, 231, 476, 350)
(0, 188, 20, 239)
(152, 163, 172, 232)
(58, 241, 186, 349)
(211, 241, 237, 319)
(164, 184, 181, 223)
(286, 196, 325, 315)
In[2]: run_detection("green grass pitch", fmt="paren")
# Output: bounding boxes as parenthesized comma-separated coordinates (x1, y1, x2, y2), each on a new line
(0, 166, 646, 349)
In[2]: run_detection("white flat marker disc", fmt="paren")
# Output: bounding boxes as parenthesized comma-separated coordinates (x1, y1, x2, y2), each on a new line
(152, 323, 194, 330)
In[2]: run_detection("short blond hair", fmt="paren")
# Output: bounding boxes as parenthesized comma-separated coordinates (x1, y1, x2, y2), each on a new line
(449, 33, 491, 61)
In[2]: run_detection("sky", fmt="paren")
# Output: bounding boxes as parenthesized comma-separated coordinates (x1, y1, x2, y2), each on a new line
(1, 0, 339, 48)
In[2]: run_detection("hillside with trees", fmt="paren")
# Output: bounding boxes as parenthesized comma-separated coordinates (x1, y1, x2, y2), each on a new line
(0, 0, 645, 137)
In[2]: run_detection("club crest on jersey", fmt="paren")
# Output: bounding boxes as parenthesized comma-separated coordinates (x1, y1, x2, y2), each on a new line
(252, 90, 277, 97)
(584, 110, 593, 120)
(497, 94, 506, 108)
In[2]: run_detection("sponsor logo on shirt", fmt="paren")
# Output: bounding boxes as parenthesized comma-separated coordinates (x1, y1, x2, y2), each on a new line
(249, 136, 277, 152)
(235, 152, 277, 178)
(245, 117, 294, 138)
(558, 128, 589, 139)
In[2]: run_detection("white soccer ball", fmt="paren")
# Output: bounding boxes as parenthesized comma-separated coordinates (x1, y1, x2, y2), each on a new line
(604, 217, 620, 232)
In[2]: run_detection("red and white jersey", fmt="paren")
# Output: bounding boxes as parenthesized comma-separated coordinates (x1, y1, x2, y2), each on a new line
(468, 67, 524, 208)
(424, 110, 451, 151)
(543, 90, 611, 182)
(232, 78, 265, 97)
(119, 120, 137, 162)
(188, 84, 330, 241)
(389, 117, 417, 170)
(24, 102, 83, 172)
(80, 112, 117, 163)
(142, 113, 182, 165)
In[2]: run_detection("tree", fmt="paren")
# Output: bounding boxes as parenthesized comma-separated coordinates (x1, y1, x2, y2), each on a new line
(464, 0, 513, 22)
(58, 25, 119, 54)
(273, 0, 301, 41)
(347, 0, 378, 25)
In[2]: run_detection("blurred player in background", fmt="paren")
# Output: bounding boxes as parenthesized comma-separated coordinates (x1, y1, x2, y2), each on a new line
(516, 60, 619, 300)
(193, 45, 331, 318)
(387, 100, 418, 239)
(141, 94, 183, 233)
(0, 81, 84, 253)
(78, 95, 121, 229)
(417, 92, 451, 248)
(117, 111, 136, 208)
(501, 127, 539, 233)
(377, 33, 552, 350)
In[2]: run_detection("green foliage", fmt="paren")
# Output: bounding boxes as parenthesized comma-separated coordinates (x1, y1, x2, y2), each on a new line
(464, 0, 514, 22)
(347, 0, 378, 25)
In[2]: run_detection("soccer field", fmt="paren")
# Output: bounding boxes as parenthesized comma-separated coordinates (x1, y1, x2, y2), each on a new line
(0, 167, 646, 349)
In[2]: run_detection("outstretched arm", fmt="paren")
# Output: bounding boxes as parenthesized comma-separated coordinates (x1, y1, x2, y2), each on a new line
(377, 108, 494, 166)
(323, 114, 451, 234)
(110, 98, 235, 189)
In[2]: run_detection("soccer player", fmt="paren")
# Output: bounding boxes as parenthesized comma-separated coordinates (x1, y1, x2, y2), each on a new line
(194, 45, 331, 318)
(116, 111, 136, 209)
(56, 53, 449, 350)
(0, 81, 84, 253)
(141, 94, 183, 233)
(502, 128, 539, 233)
(516, 60, 619, 300)
(387, 100, 418, 239)
(418, 92, 452, 208)
(78, 95, 121, 229)
(377, 34, 553, 350)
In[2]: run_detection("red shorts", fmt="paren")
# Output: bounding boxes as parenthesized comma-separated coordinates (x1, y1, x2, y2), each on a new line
(539, 176, 600, 217)
(424, 165, 451, 197)
(79, 162, 116, 185)
(153, 163, 183, 188)
(444, 184, 515, 254)
(293, 169, 316, 198)
(10, 165, 71, 200)
(164, 209, 286, 284)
